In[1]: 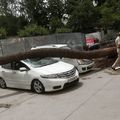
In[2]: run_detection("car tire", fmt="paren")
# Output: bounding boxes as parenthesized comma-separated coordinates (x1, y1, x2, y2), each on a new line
(0, 78, 6, 89)
(31, 80, 44, 94)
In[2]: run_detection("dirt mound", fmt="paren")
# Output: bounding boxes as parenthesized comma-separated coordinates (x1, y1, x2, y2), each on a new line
(94, 57, 116, 69)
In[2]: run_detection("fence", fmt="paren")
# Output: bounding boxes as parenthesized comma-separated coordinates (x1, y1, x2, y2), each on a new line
(0, 32, 85, 56)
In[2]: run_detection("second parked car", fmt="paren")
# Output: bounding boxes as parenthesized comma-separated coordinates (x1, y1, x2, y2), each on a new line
(31, 44, 94, 73)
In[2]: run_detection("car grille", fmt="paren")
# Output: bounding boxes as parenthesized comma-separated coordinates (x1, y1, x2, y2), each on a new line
(57, 67, 76, 78)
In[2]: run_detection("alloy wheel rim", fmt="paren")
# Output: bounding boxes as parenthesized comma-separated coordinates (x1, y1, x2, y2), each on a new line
(0, 79, 5, 88)
(34, 81, 42, 93)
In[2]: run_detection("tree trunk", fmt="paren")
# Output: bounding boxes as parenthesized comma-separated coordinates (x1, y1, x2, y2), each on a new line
(0, 47, 116, 65)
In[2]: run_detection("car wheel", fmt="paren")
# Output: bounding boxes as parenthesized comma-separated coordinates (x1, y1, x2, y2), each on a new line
(32, 80, 44, 94)
(0, 78, 6, 89)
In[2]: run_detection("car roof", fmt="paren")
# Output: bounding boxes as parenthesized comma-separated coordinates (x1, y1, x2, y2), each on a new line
(31, 44, 67, 50)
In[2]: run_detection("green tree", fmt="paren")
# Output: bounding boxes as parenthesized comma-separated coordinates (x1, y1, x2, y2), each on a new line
(18, 24, 49, 37)
(99, 0, 120, 31)
(66, 0, 100, 32)
(0, 15, 27, 36)
(0, 0, 19, 16)
(47, 0, 65, 33)
(20, 0, 48, 27)
(0, 27, 7, 39)
(0, 0, 27, 36)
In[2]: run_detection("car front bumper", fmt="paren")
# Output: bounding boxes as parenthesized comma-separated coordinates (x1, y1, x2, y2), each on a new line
(44, 70, 79, 92)
(78, 62, 94, 73)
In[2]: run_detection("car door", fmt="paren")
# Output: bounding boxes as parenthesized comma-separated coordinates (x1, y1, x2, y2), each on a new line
(10, 61, 31, 89)
(1, 62, 31, 89)
(1, 63, 17, 87)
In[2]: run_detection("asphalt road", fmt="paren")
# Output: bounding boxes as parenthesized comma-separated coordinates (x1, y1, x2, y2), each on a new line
(0, 68, 120, 120)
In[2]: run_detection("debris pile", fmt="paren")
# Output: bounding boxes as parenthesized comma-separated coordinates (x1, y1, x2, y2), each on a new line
(94, 57, 116, 69)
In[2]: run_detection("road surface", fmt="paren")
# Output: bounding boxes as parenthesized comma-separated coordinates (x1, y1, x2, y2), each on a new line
(0, 68, 120, 120)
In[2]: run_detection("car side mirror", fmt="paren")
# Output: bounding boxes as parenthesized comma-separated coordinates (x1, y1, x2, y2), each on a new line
(19, 67, 27, 72)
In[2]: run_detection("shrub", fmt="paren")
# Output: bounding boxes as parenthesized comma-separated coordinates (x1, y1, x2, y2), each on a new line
(36, 26, 49, 35)
(18, 24, 49, 37)
(56, 28, 72, 33)
(0, 27, 7, 39)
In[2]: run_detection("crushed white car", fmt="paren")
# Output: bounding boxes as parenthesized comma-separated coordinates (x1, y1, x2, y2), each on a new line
(31, 44, 94, 73)
(0, 57, 79, 93)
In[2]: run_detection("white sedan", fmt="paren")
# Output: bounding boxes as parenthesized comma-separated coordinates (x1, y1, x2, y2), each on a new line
(0, 58, 79, 93)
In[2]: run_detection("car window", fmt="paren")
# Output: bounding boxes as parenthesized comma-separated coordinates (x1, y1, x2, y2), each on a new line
(2, 62, 29, 70)
(12, 62, 30, 70)
(2, 63, 12, 69)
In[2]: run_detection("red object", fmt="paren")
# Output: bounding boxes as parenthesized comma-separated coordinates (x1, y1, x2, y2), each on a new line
(86, 38, 97, 46)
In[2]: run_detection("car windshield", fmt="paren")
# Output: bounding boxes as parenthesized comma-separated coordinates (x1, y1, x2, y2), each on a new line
(24, 57, 58, 68)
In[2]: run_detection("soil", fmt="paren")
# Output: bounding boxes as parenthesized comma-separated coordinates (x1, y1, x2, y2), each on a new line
(94, 57, 116, 69)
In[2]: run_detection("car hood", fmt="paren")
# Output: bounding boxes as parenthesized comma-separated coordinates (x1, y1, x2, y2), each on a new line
(33, 61, 74, 75)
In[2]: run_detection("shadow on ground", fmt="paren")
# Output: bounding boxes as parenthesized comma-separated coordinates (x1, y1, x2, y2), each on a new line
(0, 88, 34, 99)
(44, 82, 83, 96)
(0, 81, 83, 96)
(0, 90, 24, 99)
(104, 68, 120, 75)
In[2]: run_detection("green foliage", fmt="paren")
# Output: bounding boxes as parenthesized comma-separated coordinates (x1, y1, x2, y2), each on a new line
(66, 0, 100, 32)
(1, 0, 120, 36)
(99, 0, 120, 30)
(18, 24, 49, 37)
(0, 27, 7, 39)
(20, 0, 48, 27)
(48, 0, 64, 18)
(0, 15, 27, 36)
(49, 17, 64, 33)
(56, 28, 72, 33)
(48, 0, 65, 33)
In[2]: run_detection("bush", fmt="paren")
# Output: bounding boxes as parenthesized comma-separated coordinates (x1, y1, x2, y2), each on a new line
(56, 28, 72, 33)
(18, 24, 49, 37)
(0, 27, 7, 39)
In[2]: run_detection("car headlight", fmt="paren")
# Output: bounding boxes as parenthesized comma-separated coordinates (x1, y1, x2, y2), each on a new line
(41, 74, 58, 79)
(77, 60, 85, 65)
